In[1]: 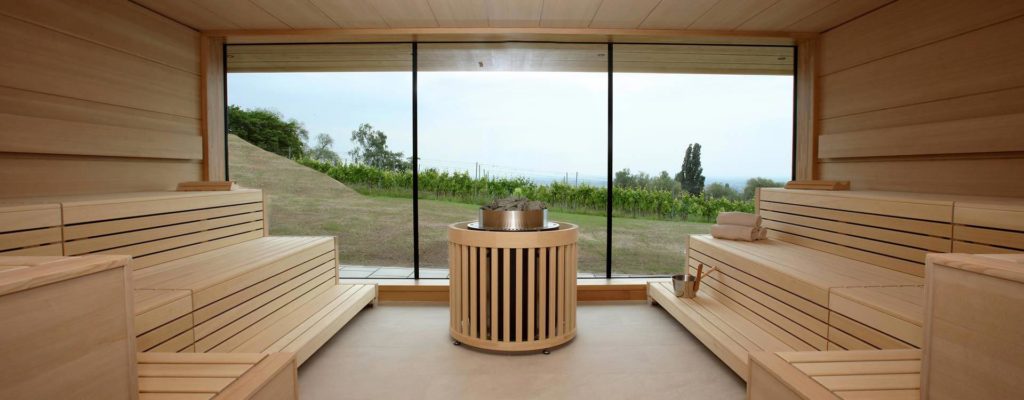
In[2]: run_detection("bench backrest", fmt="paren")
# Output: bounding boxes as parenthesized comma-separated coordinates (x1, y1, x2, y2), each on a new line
(61, 190, 266, 270)
(952, 199, 1024, 253)
(0, 203, 62, 256)
(758, 188, 954, 277)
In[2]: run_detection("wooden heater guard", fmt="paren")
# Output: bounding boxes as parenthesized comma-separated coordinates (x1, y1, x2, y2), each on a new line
(447, 222, 579, 352)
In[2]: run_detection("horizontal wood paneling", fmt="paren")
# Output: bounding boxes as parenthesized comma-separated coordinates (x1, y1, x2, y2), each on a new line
(0, 14, 199, 118)
(818, 158, 1024, 198)
(819, 0, 1024, 75)
(0, 157, 202, 198)
(0, 0, 199, 73)
(819, 16, 1024, 119)
(815, 1, 1024, 197)
(0, 0, 202, 198)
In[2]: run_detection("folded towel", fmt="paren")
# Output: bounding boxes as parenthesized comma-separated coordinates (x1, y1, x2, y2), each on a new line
(711, 224, 762, 241)
(717, 212, 761, 227)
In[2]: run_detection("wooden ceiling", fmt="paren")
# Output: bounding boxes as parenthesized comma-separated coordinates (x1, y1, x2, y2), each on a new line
(226, 42, 794, 75)
(132, 0, 892, 33)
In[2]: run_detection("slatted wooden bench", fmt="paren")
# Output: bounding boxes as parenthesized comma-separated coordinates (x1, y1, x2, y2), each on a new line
(951, 198, 1024, 253)
(0, 203, 62, 256)
(138, 352, 298, 400)
(1, 189, 376, 366)
(748, 350, 922, 400)
(650, 189, 950, 379)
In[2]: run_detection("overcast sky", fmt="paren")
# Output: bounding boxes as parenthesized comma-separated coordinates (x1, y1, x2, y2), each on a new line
(228, 71, 792, 186)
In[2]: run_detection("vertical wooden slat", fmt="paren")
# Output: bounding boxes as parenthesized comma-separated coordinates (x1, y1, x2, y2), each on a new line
(538, 247, 547, 341)
(490, 247, 498, 342)
(503, 247, 510, 342)
(469, 246, 477, 339)
(481, 246, 488, 341)
(548, 246, 556, 337)
(461, 244, 469, 335)
(570, 243, 577, 331)
(448, 243, 454, 331)
(558, 244, 566, 335)
(515, 248, 524, 342)
(527, 247, 535, 342)
(451, 243, 459, 333)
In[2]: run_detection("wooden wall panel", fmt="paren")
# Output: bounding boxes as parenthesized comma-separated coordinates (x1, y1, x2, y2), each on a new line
(0, 157, 203, 198)
(0, 0, 202, 198)
(815, 1, 1024, 197)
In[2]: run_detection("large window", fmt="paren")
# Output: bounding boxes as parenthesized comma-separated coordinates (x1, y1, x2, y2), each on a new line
(417, 43, 608, 276)
(611, 44, 794, 276)
(226, 44, 415, 278)
(225, 42, 793, 278)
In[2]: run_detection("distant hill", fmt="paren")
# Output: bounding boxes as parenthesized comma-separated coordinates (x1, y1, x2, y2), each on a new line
(228, 134, 420, 266)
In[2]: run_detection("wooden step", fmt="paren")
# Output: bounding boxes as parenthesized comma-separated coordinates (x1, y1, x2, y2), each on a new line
(224, 284, 376, 365)
(749, 349, 922, 400)
(137, 352, 297, 400)
(648, 281, 796, 379)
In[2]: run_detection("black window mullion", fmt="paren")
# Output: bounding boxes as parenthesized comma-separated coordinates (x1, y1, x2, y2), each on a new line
(412, 42, 420, 279)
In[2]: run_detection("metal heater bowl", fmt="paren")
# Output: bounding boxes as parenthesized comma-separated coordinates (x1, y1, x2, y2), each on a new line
(472, 208, 555, 231)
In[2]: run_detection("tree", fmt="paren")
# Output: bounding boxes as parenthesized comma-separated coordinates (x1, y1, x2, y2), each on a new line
(705, 182, 739, 200)
(306, 133, 341, 164)
(742, 177, 783, 200)
(348, 123, 410, 171)
(676, 143, 706, 195)
(227, 105, 308, 158)
(614, 168, 636, 188)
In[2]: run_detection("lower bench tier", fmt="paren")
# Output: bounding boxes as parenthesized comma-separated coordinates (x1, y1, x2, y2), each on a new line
(135, 284, 376, 366)
(138, 352, 298, 400)
(648, 281, 922, 381)
(748, 349, 921, 400)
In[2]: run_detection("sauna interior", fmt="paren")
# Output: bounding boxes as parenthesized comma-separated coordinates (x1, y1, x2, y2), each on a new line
(1, 1, 1023, 399)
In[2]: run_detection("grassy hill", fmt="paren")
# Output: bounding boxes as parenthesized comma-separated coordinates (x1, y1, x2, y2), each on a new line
(228, 134, 705, 275)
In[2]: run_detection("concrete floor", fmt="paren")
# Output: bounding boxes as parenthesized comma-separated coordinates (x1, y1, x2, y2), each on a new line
(298, 303, 745, 399)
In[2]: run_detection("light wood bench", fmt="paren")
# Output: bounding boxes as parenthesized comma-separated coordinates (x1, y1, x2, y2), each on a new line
(0, 255, 136, 400)
(138, 352, 298, 400)
(829, 286, 923, 350)
(748, 349, 922, 400)
(0, 203, 62, 256)
(651, 189, 949, 378)
(1, 190, 376, 366)
(951, 198, 1024, 253)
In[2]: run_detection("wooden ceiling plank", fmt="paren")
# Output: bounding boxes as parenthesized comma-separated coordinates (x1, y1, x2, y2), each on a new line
(428, 0, 488, 27)
(639, 0, 719, 29)
(130, 0, 239, 30)
(309, 0, 389, 28)
(249, 0, 340, 29)
(738, 0, 837, 31)
(688, 0, 781, 30)
(588, 0, 661, 29)
(539, 0, 603, 28)
(485, 0, 543, 28)
(785, 0, 894, 32)
(198, 0, 290, 29)
(372, 0, 439, 28)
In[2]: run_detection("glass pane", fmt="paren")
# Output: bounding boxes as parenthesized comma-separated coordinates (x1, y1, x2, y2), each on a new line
(417, 43, 609, 278)
(226, 43, 414, 279)
(612, 44, 794, 276)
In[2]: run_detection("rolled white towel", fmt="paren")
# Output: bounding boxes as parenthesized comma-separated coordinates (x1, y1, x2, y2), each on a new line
(717, 212, 761, 227)
(711, 224, 760, 241)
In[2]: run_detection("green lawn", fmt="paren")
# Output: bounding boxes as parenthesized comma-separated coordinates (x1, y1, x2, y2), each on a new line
(229, 135, 709, 276)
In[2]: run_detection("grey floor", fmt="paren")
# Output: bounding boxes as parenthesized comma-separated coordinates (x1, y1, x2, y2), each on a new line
(298, 303, 746, 400)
